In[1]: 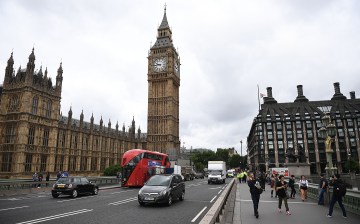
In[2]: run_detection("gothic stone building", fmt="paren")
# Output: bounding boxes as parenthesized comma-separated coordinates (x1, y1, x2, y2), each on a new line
(0, 9, 180, 178)
(0, 49, 146, 178)
(247, 83, 360, 175)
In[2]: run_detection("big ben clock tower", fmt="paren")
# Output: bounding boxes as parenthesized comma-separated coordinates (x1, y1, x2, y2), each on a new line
(147, 6, 180, 158)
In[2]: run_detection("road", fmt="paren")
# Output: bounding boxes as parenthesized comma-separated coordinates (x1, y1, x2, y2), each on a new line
(0, 178, 230, 224)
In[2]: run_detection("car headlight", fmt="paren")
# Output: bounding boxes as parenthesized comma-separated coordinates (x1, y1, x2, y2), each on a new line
(67, 184, 73, 188)
(160, 190, 168, 196)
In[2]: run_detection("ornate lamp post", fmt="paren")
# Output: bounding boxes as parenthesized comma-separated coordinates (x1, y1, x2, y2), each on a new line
(318, 113, 337, 178)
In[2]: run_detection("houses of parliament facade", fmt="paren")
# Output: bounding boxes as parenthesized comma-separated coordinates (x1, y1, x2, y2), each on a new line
(0, 8, 180, 178)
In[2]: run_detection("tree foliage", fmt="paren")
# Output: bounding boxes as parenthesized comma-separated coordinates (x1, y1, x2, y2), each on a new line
(104, 164, 122, 176)
(345, 158, 359, 173)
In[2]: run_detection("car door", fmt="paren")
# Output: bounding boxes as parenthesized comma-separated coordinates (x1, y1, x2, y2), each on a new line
(81, 177, 91, 194)
(172, 175, 181, 198)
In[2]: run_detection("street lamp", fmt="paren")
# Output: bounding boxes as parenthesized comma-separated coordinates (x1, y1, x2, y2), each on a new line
(240, 140, 243, 157)
(318, 113, 337, 178)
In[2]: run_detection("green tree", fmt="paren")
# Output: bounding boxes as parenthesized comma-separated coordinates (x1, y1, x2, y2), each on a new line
(103, 164, 122, 176)
(345, 158, 359, 173)
(229, 154, 241, 168)
(216, 148, 230, 164)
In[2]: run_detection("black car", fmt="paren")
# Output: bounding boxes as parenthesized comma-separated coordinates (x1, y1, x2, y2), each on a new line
(51, 176, 99, 198)
(138, 174, 185, 206)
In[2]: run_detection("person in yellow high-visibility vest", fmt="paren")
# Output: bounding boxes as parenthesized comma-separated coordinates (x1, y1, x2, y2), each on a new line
(242, 171, 248, 183)
(238, 171, 244, 183)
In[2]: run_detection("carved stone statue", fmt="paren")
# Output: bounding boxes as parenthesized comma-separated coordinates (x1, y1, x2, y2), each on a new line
(286, 143, 306, 163)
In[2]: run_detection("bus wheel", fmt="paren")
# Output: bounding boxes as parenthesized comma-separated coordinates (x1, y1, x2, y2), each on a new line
(167, 195, 173, 206)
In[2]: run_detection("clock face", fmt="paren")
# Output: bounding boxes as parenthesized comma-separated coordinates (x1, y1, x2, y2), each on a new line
(153, 58, 166, 72)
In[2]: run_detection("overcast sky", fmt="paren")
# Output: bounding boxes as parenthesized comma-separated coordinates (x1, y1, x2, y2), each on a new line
(1, 0, 359, 154)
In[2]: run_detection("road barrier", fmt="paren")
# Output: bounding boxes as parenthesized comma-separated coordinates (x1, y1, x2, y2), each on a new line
(199, 178, 236, 224)
(0, 177, 119, 197)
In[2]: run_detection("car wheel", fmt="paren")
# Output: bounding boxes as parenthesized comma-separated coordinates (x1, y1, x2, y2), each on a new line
(72, 189, 78, 198)
(93, 187, 98, 195)
(52, 194, 59, 198)
(138, 200, 145, 206)
(179, 191, 185, 201)
(167, 195, 173, 206)
(208, 181, 210, 184)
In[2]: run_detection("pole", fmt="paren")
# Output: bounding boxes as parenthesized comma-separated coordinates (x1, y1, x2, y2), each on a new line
(240, 140, 243, 157)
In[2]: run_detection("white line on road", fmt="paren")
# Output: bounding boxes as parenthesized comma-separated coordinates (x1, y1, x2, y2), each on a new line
(108, 197, 138, 205)
(16, 209, 93, 224)
(210, 196, 217, 203)
(217, 190, 222, 195)
(57, 195, 97, 203)
(0, 206, 29, 212)
(110, 190, 134, 194)
(191, 206, 207, 223)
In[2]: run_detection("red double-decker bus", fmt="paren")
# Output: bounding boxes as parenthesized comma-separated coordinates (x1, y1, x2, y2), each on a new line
(121, 149, 170, 187)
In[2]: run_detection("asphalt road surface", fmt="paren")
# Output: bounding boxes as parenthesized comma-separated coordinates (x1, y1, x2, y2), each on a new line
(0, 178, 231, 224)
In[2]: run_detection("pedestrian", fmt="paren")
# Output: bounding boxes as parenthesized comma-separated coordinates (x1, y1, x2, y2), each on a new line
(276, 175, 291, 215)
(327, 174, 347, 218)
(259, 172, 266, 191)
(270, 174, 276, 197)
(238, 171, 244, 183)
(318, 173, 328, 205)
(299, 175, 308, 201)
(38, 172, 43, 188)
(32, 172, 38, 188)
(247, 172, 262, 218)
(288, 175, 296, 199)
(242, 170, 247, 183)
(46, 172, 50, 187)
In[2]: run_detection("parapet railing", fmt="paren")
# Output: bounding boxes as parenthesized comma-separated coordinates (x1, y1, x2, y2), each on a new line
(296, 182, 360, 215)
(0, 176, 119, 191)
(199, 178, 236, 224)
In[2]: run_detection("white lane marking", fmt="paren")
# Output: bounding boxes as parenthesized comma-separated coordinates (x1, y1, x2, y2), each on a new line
(217, 190, 222, 195)
(108, 197, 138, 206)
(16, 209, 93, 224)
(110, 190, 134, 194)
(191, 206, 207, 223)
(209, 186, 222, 190)
(210, 196, 217, 203)
(0, 206, 29, 212)
(57, 195, 97, 203)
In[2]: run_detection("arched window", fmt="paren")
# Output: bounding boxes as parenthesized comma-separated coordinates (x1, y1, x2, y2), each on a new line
(31, 96, 39, 115)
(45, 100, 52, 118)
(8, 96, 19, 112)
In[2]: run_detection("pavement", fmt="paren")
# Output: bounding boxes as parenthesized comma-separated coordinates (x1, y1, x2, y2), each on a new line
(231, 181, 360, 224)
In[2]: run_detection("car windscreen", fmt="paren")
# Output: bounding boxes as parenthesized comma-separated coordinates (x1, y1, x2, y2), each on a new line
(209, 170, 222, 175)
(145, 175, 171, 186)
(56, 178, 71, 183)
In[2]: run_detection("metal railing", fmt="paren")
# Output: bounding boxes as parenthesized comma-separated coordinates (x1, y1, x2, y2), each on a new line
(296, 183, 360, 215)
(0, 177, 120, 196)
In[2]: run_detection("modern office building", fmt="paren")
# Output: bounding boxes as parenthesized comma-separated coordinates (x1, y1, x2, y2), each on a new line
(247, 83, 360, 174)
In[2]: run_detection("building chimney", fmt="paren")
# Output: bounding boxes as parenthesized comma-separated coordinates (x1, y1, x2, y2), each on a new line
(350, 91, 356, 100)
(294, 85, 309, 102)
(331, 82, 346, 100)
(264, 87, 277, 104)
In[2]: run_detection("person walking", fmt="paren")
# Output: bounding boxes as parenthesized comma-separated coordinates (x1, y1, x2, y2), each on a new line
(46, 172, 50, 187)
(247, 172, 262, 218)
(276, 175, 291, 215)
(299, 175, 308, 202)
(57, 171, 62, 180)
(318, 173, 328, 205)
(327, 174, 347, 218)
(32, 172, 38, 188)
(270, 174, 276, 197)
(289, 175, 296, 199)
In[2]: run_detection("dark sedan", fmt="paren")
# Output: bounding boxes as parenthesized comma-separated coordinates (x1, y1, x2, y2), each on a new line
(52, 176, 99, 198)
(138, 174, 185, 206)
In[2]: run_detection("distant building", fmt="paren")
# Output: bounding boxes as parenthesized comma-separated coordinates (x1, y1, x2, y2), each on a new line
(247, 83, 360, 174)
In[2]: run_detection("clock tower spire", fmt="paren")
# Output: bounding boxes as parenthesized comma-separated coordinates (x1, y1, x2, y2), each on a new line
(147, 7, 180, 159)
